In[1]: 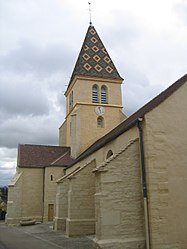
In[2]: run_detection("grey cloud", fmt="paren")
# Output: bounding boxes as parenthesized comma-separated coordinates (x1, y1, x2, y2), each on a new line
(0, 40, 70, 119)
(0, 148, 17, 164)
(0, 109, 64, 148)
(122, 67, 163, 116)
(0, 148, 17, 186)
(0, 41, 74, 77)
(0, 76, 50, 117)
(102, 10, 142, 49)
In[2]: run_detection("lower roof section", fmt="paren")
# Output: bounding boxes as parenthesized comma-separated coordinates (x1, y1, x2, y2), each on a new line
(17, 144, 74, 168)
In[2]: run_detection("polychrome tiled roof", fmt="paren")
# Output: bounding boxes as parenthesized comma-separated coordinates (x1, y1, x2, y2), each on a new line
(68, 25, 123, 87)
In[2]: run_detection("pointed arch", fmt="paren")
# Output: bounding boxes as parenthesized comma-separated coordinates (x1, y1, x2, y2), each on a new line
(101, 85, 108, 104)
(92, 84, 99, 103)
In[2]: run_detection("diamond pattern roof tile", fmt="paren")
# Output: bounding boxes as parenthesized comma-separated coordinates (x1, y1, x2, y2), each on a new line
(68, 25, 123, 90)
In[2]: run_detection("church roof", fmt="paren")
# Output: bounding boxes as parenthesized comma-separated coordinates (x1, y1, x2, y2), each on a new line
(51, 150, 75, 166)
(67, 25, 123, 91)
(18, 144, 74, 168)
(68, 73, 187, 167)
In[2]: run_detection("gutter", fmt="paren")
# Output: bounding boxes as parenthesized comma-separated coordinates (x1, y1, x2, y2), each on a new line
(137, 117, 151, 249)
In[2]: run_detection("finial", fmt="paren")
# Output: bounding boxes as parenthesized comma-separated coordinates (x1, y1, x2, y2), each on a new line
(88, 2, 92, 25)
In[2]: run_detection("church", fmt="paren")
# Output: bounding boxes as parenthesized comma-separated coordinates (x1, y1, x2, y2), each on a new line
(7, 23, 187, 249)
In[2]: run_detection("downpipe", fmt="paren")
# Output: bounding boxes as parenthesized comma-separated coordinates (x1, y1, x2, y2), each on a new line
(137, 118, 151, 249)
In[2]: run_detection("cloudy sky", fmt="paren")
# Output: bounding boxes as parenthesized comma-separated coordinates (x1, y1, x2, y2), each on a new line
(0, 0, 187, 186)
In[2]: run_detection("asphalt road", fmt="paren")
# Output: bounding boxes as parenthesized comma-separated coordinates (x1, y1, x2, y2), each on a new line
(0, 222, 95, 249)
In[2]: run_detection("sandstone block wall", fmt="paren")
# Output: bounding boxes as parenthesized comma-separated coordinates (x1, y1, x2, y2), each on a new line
(54, 179, 68, 231)
(144, 81, 187, 249)
(94, 140, 145, 249)
(6, 172, 22, 225)
(66, 160, 96, 236)
(7, 167, 44, 224)
(59, 120, 67, 146)
(21, 168, 44, 221)
(66, 78, 122, 114)
(43, 167, 65, 222)
(64, 76, 124, 158)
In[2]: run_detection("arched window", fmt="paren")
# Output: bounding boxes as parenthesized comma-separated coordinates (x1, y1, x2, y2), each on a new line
(106, 150, 113, 159)
(97, 116, 104, 128)
(101, 85, 108, 104)
(92, 84, 99, 103)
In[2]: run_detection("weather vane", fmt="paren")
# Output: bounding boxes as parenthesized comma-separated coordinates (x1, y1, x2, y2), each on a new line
(88, 2, 92, 25)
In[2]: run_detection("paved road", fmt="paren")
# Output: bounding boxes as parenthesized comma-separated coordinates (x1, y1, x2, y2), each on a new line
(0, 222, 95, 249)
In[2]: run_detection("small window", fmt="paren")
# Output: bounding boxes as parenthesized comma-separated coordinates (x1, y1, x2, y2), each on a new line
(50, 175, 53, 181)
(97, 116, 104, 128)
(101, 85, 107, 104)
(106, 150, 113, 159)
(69, 91, 73, 111)
(92, 84, 99, 103)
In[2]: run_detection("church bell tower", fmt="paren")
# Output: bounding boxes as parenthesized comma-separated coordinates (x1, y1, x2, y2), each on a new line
(59, 24, 126, 158)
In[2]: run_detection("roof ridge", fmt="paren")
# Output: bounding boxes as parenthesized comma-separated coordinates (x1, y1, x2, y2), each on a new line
(93, 138, 139, 172)
(19, 144, 70, 149)
(51, 150, 70, 165)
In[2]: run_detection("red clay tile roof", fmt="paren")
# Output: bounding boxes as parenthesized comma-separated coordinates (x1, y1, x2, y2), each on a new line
(67, 74, 187, 168)
(51, 150, 75, 167)
(18, 144, 74, 168)
(66, 25, 123, 92)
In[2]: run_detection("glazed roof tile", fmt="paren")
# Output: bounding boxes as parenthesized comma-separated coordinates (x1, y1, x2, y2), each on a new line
(67, 25, 123, 91)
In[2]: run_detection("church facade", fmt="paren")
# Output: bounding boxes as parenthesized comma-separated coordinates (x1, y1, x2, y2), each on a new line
(7, 24, 187, 249)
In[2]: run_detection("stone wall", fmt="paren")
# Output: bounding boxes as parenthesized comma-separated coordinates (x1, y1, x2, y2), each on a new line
(7, 167, 44, 225)
(64, 77, 125, 158)
(6, 172, 22, 225)
(59, 120, 67, 146)
(66, 160, 96, 236)
(54, 179, 69, 231)
(21, 168, 44, 221)
(66, 77, 123, 114)
(43, 167, 65, 222)
(144, 80, 187, 249)
(94, 139, 145, 249)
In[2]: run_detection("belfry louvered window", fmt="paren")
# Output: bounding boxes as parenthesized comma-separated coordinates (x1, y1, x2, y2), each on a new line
(101, 85, 107, 104)
(92, 84, 99, 103)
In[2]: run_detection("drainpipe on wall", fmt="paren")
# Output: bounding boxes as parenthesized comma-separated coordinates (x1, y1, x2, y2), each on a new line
(137, 117, 151, 249)
(42, 167, 45, 223)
